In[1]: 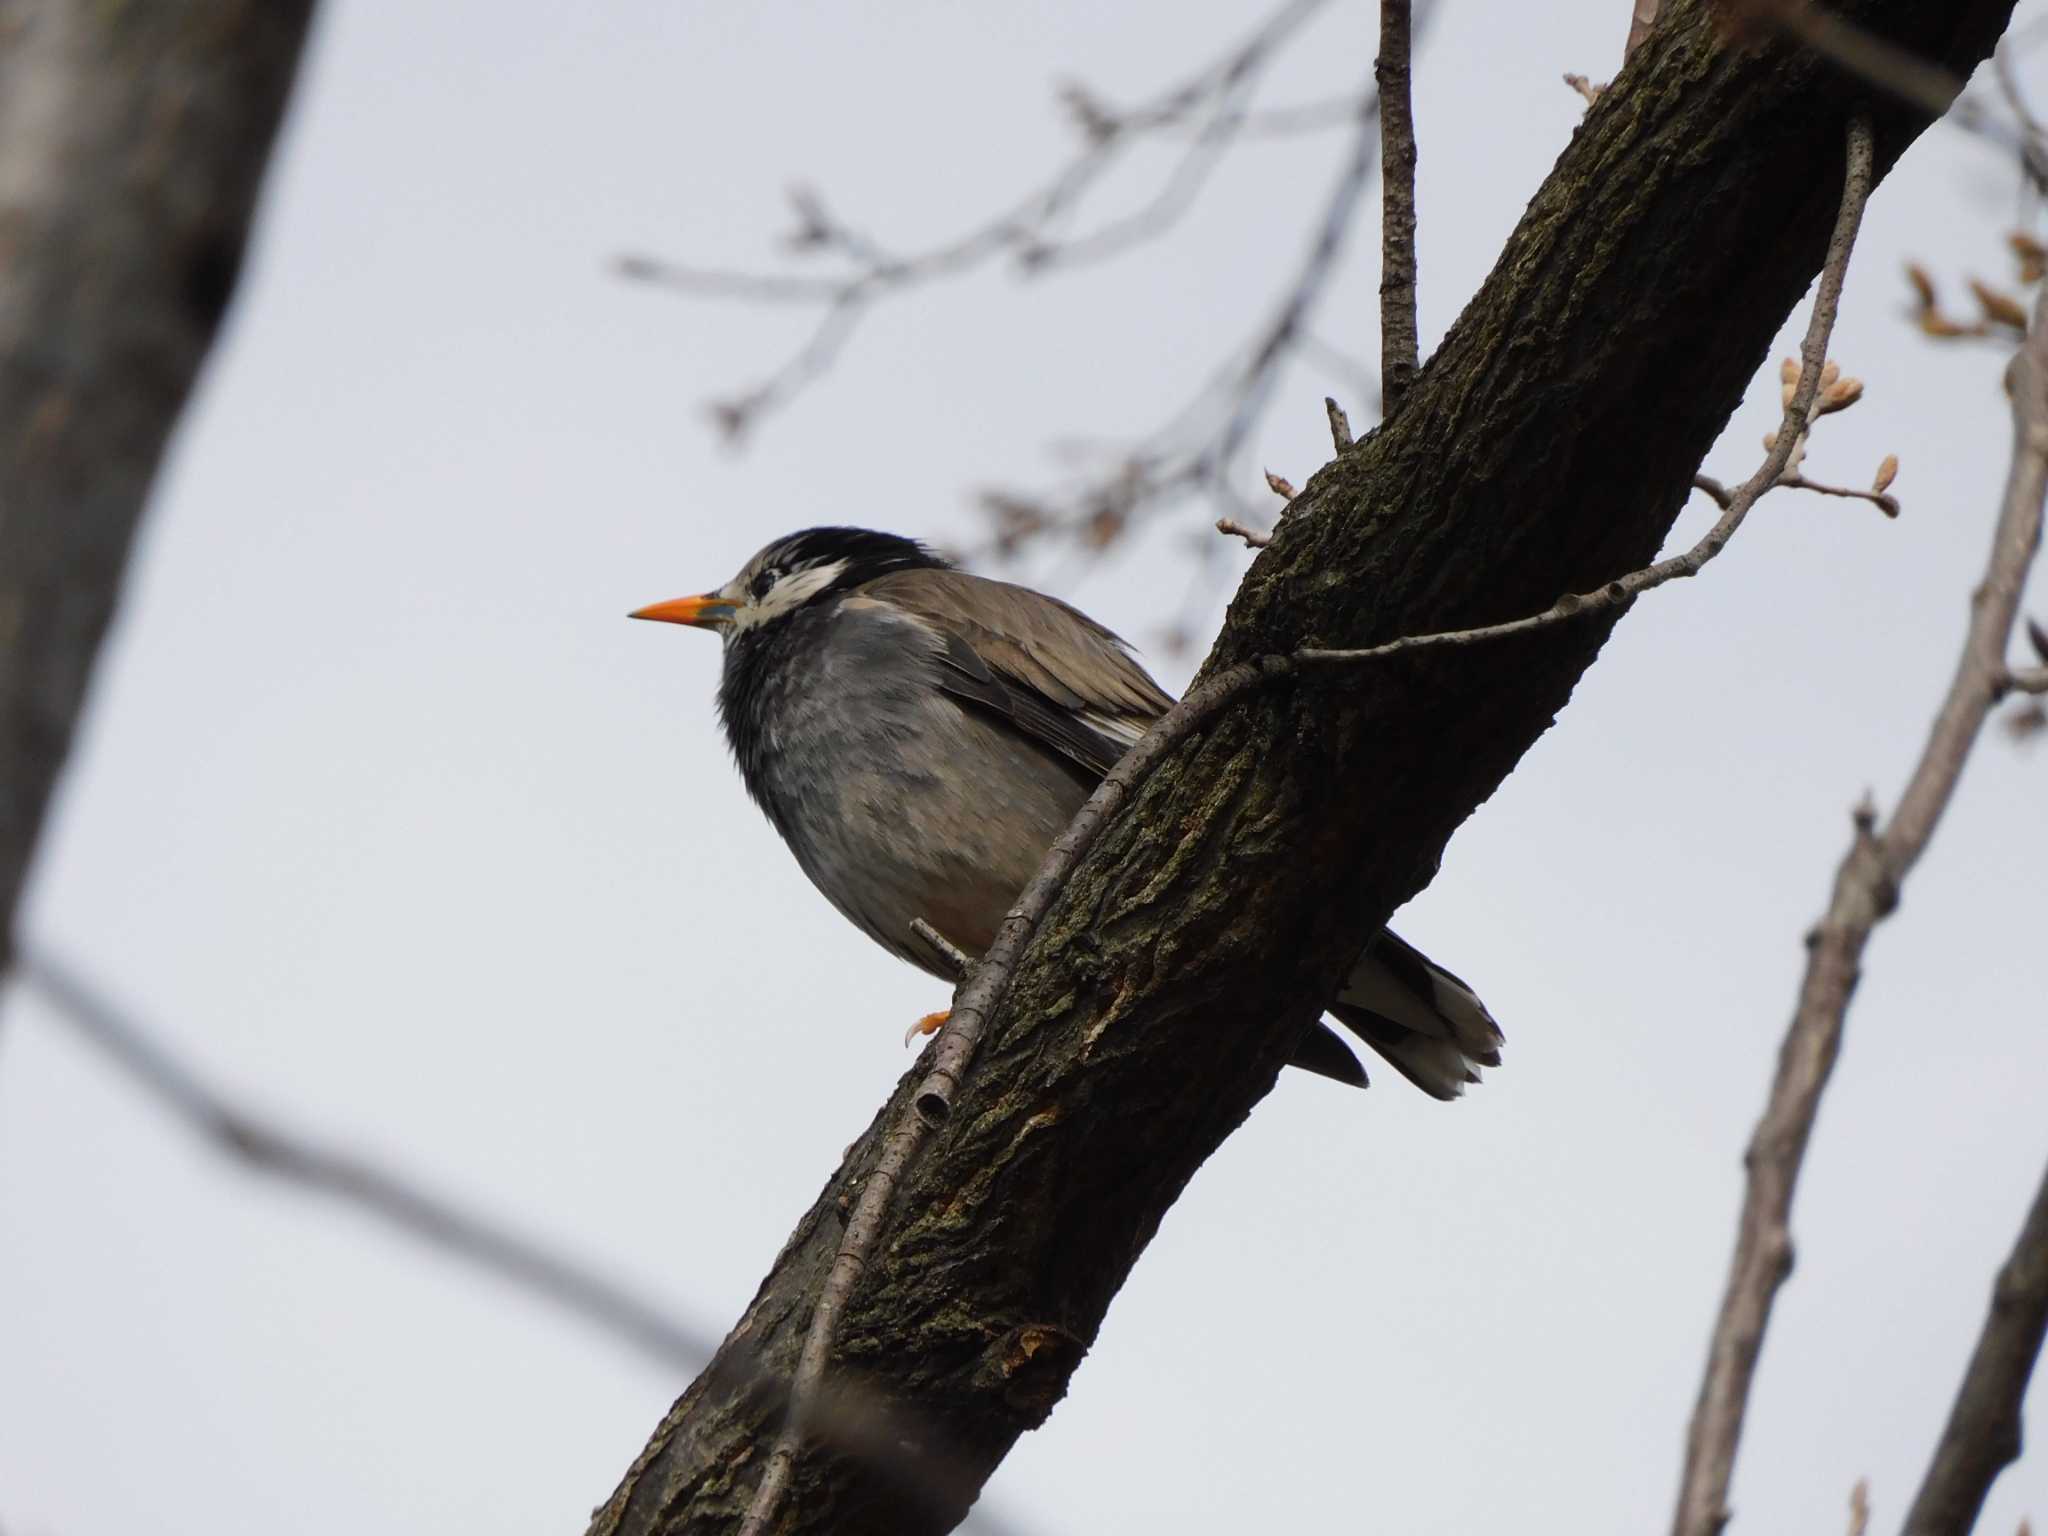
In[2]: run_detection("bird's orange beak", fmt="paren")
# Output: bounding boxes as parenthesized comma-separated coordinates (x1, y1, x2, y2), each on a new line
(629, 593, 737, 630)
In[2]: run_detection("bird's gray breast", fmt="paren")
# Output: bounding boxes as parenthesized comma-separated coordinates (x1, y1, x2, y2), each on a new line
(722, 599, 1089, 976)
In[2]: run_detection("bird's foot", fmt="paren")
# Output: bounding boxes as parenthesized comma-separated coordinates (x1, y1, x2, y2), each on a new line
(903, 1009, 950, 1047)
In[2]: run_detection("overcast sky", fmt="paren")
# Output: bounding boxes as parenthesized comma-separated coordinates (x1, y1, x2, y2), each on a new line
(5, 3, 2046, 1533)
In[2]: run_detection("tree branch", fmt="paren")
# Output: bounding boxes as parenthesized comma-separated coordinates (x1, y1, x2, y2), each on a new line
(590, 8, 2019, 1532)
(0, 0, 314, 983)
(1376, 0, 1420, 411)
(618, 0, 1335, 444)
(1670, 257, 2048, 1536)
(1901, 1154, 2048, 1536)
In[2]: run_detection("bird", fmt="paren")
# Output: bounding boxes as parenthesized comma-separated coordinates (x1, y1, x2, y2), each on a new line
(631, 525, 1504, 1097)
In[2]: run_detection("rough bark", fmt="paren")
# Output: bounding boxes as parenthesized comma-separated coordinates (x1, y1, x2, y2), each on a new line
(589, 4, 2018, 1532)
(0, 0, 315, 973)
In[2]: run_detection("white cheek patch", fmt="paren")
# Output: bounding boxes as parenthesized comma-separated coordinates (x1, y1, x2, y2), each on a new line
(727, 559, 848, 634)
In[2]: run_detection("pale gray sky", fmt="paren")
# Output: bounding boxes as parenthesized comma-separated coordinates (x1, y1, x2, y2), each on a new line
(4, 3, 2046, 1533)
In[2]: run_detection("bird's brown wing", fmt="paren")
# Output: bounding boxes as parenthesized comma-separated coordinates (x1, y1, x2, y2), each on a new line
(855, 567, 1173, 780)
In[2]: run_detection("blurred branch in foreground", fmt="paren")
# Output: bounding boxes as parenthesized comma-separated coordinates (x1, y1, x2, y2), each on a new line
(0, 0, 315, 985)
(20, 949, 1035, 1536)
(19, 950, 719, 1373)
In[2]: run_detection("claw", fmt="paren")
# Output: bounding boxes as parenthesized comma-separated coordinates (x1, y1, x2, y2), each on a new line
(903, 1008, 950, 1047)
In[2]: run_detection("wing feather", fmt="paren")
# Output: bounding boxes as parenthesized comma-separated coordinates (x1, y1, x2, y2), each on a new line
(856, 568, 1172, 779)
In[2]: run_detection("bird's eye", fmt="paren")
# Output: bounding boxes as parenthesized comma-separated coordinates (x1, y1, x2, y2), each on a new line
(750, 569, 778, 601)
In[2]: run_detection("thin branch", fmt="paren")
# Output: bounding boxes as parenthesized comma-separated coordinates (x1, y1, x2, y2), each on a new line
(1901, 1153, 2048, 1536)
(621, 0, 1333, 441)
(18, 949, 719, 1371)
(1670, 131, 2048, 1536)
(1217, 517, 1274, 547)
(1376, 0, 1421, 412)
(969, 76, 1389, 565)
(1326, 394, 1355, 451)
(1777, 472, 1901, 518)
(910, 917, 975, 980)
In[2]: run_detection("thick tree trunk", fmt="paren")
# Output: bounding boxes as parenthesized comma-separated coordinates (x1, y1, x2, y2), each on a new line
(0, 0, 315, 973)
(590, 4, 2018, 1532)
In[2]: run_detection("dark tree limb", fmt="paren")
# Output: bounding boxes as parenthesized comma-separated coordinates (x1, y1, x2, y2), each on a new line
(744, 281, 1866, 1526)
(590, 6, 2019, 1533)
(0, 0, 315, 979)
(1671, 279, 2048, 1536)
(1902, 1154, 2048, 1536)
(746, 94, 1871, 1536)
(1375, 0, 1419, 411)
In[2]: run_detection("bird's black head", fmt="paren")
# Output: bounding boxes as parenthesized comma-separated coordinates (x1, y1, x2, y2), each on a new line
(731, 527, 949, 623)
(628, 526, 950, 639)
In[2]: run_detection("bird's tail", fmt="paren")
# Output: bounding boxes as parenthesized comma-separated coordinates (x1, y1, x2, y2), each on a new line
(1293, 928, 1505, 1099)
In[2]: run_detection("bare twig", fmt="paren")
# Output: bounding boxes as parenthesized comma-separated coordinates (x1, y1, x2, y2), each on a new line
(1326, 395, 1355, 452)
(1671, 138, 2048, 1536)
(1901, 1154, 2048, 1536)
(643, 0, 1444, 569)
(1692, 473, 1735, 509)
(736, 1023, 972, 1532)
(622, 0, 1334, 442)
(971, 76, 1389, 564)
(19, 950, 719, 1371)
(1778, 472, 1901, 518)
(1377, 0, 1421, 412)
(1217, 517, 1274, 547)
(910, 917, 974, 980)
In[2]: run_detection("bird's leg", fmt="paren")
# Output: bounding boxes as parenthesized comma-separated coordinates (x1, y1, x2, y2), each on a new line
(903, 1009, 950, 1047)
(903, 919, 974, 1047)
